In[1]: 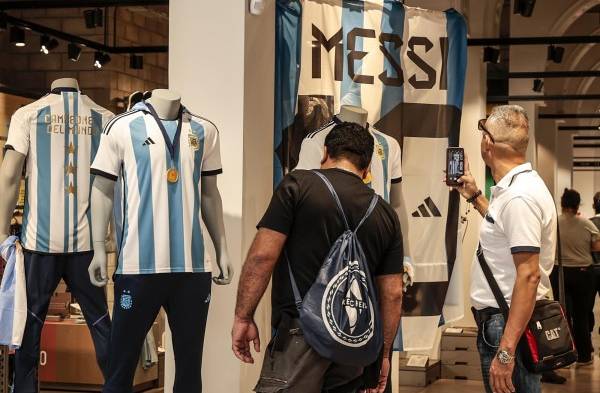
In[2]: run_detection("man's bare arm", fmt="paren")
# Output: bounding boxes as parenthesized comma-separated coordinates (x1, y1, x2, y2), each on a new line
(499, 252, 541, 353)
(376, 274, 403, 356)
(235, 228, 287, 321)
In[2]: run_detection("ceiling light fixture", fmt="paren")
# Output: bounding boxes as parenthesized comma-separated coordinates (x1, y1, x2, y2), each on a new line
(547, 45, 565, 64)
(483, 47, 500, 63)
(68, 43, 82, 62)
(40, 35, 59, 54)
(129, 54, 143, 70)
(84, 8, 103, 29)
(93, 51, 111, 69)
(9, 26, 25, 47)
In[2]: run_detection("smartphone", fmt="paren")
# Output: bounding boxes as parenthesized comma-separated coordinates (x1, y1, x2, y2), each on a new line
(446, 147, 464, 187)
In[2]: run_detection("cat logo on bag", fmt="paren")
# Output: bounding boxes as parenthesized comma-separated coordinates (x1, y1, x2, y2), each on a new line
(321, 261, 375, 347)
(545, 327, 561, 341)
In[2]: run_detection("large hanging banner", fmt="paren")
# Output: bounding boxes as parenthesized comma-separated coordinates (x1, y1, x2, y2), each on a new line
(275, 0, 467, 351)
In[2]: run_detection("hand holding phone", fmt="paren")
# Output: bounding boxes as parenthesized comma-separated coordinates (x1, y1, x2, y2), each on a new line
(445, 147, 464, 187)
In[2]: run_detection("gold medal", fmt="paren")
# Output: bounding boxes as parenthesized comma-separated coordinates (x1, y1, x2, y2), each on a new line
(167, 168, 179, 183)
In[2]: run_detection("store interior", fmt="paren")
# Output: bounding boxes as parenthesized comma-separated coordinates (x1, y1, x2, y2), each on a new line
(0, 0, 600, 392)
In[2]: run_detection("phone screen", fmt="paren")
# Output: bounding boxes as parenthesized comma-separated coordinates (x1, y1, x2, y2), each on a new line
(446, 147, 464, 186)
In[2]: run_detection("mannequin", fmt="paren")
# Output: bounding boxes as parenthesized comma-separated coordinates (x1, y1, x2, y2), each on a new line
(336, 104, 368, 126)
(89, 89, 233, 285)
(0, 78, 113, 391)
(89, 88, 232, 392)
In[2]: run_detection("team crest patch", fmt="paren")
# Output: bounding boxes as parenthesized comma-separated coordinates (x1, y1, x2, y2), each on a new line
(376, 144, 385, 160)
(188, 134, 200, 151)
(120, 290, 133, 310)
(321, 261, 375, 347)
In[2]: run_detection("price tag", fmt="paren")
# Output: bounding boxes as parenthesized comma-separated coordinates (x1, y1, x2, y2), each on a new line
(406, 355, 429, 368)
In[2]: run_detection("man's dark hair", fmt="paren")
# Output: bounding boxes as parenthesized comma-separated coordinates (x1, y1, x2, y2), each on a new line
(594, 191, 600, 214)
(561, 188, 581, 210)
(324, 122, 374, 170)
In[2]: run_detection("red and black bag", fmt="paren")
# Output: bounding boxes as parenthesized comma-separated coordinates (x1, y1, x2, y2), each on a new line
(477, 219, 577, 373)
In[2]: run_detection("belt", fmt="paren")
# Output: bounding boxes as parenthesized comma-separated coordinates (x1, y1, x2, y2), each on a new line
(471, 306, 502, 328)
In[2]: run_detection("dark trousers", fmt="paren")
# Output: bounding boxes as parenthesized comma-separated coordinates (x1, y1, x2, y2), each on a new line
(255, 319, 363, 393)
(104, 273, 211, 393)
(15, 251, 111, 393)
(551, 266, 594, 362)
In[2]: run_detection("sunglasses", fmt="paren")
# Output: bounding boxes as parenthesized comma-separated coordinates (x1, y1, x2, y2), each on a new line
(478, 118, 495, 143)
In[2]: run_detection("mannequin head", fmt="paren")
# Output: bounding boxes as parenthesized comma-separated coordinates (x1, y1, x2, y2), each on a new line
(320, 122, 373, 180)
(479, 105, 529, 179)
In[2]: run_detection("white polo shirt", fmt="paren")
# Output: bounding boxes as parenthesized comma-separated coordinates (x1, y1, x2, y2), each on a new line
(470, 163, 557, 310)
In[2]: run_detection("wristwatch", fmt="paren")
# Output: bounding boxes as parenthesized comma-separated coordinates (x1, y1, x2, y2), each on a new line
(496, 349, 515, 365)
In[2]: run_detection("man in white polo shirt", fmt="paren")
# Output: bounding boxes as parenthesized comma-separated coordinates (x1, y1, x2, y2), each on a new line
(452, 105, 556, 393)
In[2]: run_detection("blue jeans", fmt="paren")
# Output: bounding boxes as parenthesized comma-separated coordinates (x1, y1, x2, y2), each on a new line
(477, 313, 541, 393)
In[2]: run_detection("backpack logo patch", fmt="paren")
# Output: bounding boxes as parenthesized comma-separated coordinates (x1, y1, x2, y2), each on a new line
(322, 261, 375, 347)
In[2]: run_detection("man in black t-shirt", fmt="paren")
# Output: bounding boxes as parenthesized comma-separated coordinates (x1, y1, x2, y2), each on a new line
(232, 122, 404, 393)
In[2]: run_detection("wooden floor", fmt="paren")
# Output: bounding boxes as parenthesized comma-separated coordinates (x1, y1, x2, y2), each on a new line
(400, 359, 600, 393)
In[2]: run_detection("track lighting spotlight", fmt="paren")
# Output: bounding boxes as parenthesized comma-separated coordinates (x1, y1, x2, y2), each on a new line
(129, 54, 144, 70)
(40, 35, 59, 54)
(84, 8, 103, 29)
(532, 79, 544, 93)
(0, 12, 7, 31)
(547, 45, 564, 64)
(68, 43, 82, 62)
(514, 0, 536, 17)
(483, 47, 500, 63)
(93, 51, 111, 69)
(9, 26, 25, 47)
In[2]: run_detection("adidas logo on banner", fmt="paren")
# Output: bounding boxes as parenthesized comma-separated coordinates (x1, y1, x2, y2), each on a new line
(412, 197, 442, 218)
(142, 137, 156, 146)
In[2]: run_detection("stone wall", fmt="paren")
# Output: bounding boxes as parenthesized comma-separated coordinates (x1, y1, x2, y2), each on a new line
(0, 6, 168, 113)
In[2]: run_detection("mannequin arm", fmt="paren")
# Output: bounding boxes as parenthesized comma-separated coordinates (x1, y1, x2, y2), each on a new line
(390, 182, 414, 290)
(88, 177, 115, 287)
(0, 150, 26, 242)
(201, 176, 234, 285)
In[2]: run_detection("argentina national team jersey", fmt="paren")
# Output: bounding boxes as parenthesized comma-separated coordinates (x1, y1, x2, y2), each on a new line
(5, 88, 114, 253)
(91, 102, 222, 275)
(295, 116, 402, 202)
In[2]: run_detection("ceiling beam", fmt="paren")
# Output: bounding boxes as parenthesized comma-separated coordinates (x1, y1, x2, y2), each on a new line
(0, 0, 167, 9)
(559, 126, 599, 131)
(468, 35, 600, 46)
(489, 94, 600, 102)
(539, 113, 600, 119)
(5, 14, 167, 54)
(509, 71, 600, 78)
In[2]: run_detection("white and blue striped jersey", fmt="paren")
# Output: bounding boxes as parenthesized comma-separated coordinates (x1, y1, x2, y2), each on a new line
(91, 102, 222, 275)
(5, 88, 114, 253)
(295, 117, 402, 202)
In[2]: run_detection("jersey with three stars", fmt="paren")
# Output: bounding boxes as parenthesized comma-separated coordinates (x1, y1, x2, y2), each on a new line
(5, 88, 114, 254)
(91, 102, 222, 275)
(294, 116, 402, 201)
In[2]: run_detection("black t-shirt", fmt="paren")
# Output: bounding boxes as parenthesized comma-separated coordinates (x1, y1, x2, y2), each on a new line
(258, 168, 404, 328)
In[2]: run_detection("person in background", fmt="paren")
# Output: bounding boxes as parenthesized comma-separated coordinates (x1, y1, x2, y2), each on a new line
(551, 188, 600, 366)
(589, 192, 600, 337)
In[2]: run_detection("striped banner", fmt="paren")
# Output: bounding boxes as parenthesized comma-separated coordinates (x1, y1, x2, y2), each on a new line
(275, 0, 468, 351)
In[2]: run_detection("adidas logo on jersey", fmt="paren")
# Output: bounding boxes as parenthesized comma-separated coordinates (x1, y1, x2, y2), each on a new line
(142, 137, 156, 146)
(411, 197, 442, 218)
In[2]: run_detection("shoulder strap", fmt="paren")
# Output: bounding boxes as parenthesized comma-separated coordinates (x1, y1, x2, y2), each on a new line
(556, 213, 566, 308)
(355, 195, 379, 234)
(312, 170, 350, 230)
(285, 250, 303, 309)
(477, 245, 510, 318)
